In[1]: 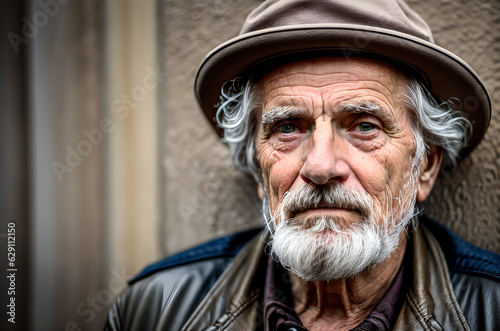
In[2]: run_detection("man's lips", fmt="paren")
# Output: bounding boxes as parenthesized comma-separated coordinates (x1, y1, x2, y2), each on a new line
(288, 207, 363, 230)
(291, 207, 361, 218)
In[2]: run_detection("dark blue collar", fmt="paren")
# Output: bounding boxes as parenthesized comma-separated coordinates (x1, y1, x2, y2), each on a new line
(421, 216, 500, 281)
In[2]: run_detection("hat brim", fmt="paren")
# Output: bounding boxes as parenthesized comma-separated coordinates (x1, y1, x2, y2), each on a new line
(195, 24, 491, 158)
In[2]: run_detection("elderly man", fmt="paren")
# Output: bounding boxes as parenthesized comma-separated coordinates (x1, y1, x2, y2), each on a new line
(105, 0, 500, 330)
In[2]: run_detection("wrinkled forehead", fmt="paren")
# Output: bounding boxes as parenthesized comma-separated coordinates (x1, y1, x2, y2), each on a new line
(256, 56, 410, 96)
(253, 57, 412, 120)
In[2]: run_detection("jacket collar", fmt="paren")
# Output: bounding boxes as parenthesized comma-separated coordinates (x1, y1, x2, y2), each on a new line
(393, 223, 471, 330)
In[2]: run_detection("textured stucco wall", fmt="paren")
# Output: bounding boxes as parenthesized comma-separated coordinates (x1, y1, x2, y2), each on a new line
(159, 0, 264, 255)
(159, 0, 500, 254)
(409, 0, 500, 253)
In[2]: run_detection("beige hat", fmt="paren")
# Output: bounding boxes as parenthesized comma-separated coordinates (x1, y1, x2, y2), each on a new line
(195, 0, 491, 158)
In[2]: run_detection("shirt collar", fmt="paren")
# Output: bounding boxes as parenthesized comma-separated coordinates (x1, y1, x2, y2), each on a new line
(262, 254, 406, 331)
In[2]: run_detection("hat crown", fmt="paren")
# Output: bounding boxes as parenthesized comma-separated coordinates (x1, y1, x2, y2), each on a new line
(241, 0, 434, 43)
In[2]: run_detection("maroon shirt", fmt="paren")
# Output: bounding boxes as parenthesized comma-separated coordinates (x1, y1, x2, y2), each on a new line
(263, 255, 406, 331)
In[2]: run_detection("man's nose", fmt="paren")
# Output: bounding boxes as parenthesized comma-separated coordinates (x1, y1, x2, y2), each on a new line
(299, 126, 349, 185)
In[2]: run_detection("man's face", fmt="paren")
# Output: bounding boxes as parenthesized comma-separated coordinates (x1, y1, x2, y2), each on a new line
(254, 57, 424, 280)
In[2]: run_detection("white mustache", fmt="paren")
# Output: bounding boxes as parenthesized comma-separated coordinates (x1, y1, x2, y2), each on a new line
(278, 182, 374, 221)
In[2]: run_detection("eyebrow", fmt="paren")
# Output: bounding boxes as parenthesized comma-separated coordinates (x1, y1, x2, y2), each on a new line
(337, 101, 396, 130)
(337, 101, 385, 115)
(261, 106, 303, 135)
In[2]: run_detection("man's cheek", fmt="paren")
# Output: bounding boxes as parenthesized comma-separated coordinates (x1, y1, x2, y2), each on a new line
(257, 148, 289, 181)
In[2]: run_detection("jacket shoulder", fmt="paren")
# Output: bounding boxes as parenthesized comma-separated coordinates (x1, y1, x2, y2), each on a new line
(105, 227, 263, 331)
(130, 226, 263, 284)
(105, 257, 234, 331)
(422, 217, 500, 281)
(417, 218, 500, 330)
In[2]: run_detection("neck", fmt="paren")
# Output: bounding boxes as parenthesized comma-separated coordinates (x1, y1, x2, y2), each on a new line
(290, 234, 407, 331)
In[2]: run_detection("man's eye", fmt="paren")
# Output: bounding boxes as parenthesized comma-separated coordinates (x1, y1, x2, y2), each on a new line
(280, 123, 297, 133)
(358, 123, 375, 132)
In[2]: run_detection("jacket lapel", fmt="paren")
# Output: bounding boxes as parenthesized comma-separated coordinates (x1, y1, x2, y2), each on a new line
(181, 231, 267, 330)
(394, 223, 471, 330)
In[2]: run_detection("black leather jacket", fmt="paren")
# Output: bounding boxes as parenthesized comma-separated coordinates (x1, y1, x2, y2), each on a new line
(105, 218, 500, 330)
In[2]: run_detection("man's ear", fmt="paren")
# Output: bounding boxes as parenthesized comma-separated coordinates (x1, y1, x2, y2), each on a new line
(257, 182, 264, 200)
(417, 145, 443, 202)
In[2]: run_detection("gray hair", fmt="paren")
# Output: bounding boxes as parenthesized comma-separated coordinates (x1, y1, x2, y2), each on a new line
(216, 78, 261, 181)
(215, 77, 472, 182)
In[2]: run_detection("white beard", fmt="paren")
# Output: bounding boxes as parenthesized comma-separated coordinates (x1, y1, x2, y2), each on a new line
(266, 179, 418, 281)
